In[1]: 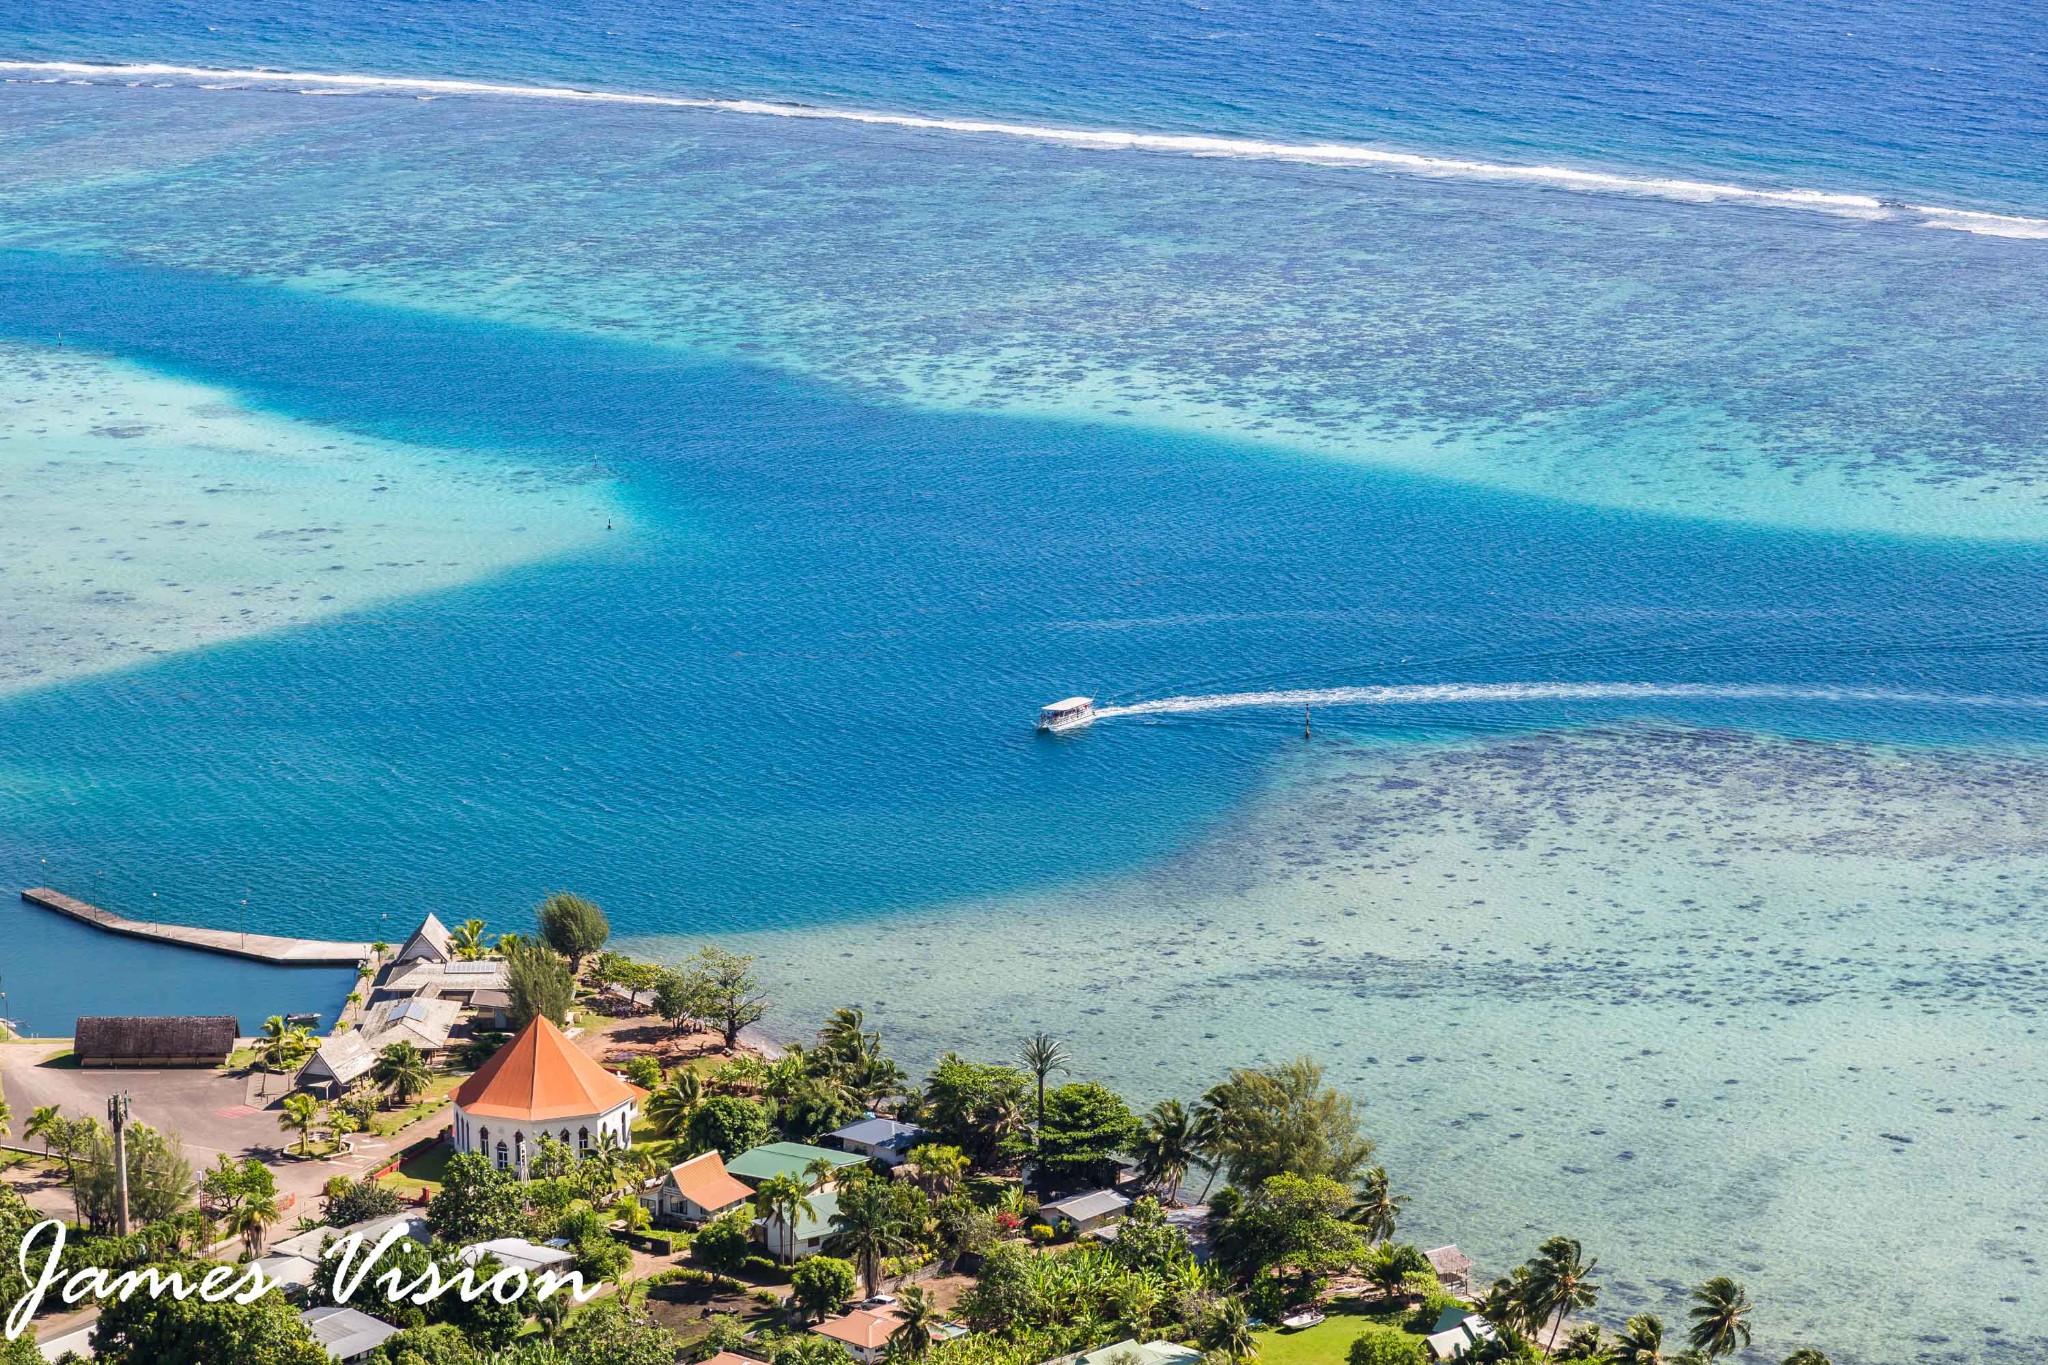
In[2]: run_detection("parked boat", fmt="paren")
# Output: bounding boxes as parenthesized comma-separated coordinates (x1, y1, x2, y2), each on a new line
(1280, 1309, 1326, 1331)
(1037, 697, 1096, 733)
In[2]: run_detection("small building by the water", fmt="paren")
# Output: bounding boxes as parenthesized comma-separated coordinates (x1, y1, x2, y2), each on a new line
(393, 913, 454, 965)
(1426, 1244, 1475, 1296)
(74, 1015, 236, 1068)
(1040, 1188, 1131, 1235)
(296, 1030, 377, 1098)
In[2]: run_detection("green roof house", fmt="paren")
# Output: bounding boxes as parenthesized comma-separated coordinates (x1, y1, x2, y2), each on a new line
(726, 1141, 868, 1188)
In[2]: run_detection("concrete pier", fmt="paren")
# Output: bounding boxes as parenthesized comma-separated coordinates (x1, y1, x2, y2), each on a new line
(20, 887, 372, 966)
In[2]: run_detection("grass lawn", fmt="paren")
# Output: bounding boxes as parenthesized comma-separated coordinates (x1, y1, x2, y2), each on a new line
(370, 1074, 464, 1136)
(377, 1143, 453, 1199)
(1254, 1300, 1426, 1365)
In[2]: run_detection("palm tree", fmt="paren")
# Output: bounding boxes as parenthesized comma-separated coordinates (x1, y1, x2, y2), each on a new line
(1347, 1165, 1406, 1243)
(905, 1144, 968, 1199)
(1687, 1277, 1754, 1359)
(622, 1145, 663, 1190)
(645, 1072, 702, 1136)
(826, 1180, 913, 1298)
(1611, 1314, 1668, 1365)
(23, 1105, 62, 1154)
(893, 1284, 942, 1357)
(279, 1093, 321, 1157)
(1134, 1099, 1196, 1204)
(585, 1129, 627, 1195)
(753, 1173, 816, 1261)
(256, 1016, 314, 1079)
(231, 1191, 281, 1255)
(1018, 1032, 1070, 1127)
(803, 1154, 841, 1191)
(1526, 1236, 1600, 1355)
(450, 918, 491, 960)
(1781, 1353, 1831, 1365)
(372, 1040, 431, 1108)
(1200, 1296, 1258, 1364)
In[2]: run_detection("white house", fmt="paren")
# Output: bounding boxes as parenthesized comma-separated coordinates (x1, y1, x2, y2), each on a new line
(303, 1305, 400, 1363)
(826, 1116, 927, 1167)
(459, 1237, 575, 1276)
(450, 1014, 645, 1178)
(641, 1150, 755, 1227)
(1040, 1189, 1130, 1235)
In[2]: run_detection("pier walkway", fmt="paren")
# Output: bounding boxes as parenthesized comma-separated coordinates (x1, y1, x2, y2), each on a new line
(20, 887, 372, 966)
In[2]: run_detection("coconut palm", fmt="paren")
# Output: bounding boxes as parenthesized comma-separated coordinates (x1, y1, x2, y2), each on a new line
(1200, 1296, 1258, 1364)
(645, 1071, 703, 1136)
(1526, 1236, 1600, 1355)
(372, 1040, 431, 1108)
(826, 1180, 914, 1298)
(231, 1190, 281, 1255)
(1780, 1353, 1830, 1365)
(450, 918, 492, 960)
(893, 1284, 942, 1357)
(1687, 1277, 1755, 1359)
(905, 1143, 968, 1199)
(753, 1173, 816, 1261)
(1019, 1032, 1071, 1127)
(1611, 1314, 1668, 1365)
(1133, 1099, 1197, 1204)
(256, 1016, 314, 1077)
(584, 1129, 627, 1195)
(279, 1093, 321, 1157)
(23, 1104, 63, 1154)
(1347, 1165, 1406, 1243)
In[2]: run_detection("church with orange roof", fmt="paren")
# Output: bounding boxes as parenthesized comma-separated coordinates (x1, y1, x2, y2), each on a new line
(451, 1013, 647, 1178)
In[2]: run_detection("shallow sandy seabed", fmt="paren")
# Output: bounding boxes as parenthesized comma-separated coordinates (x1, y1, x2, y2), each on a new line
(631, 725, 2048, 1363)
(0, 341, 617, 694)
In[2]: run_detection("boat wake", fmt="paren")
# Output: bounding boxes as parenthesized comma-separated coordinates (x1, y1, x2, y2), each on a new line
(5, 60, 2046, 241)
(1093, 681, 2048, 720)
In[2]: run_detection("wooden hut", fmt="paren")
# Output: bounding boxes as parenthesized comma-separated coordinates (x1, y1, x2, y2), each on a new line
(74, 1015, 237, 1068)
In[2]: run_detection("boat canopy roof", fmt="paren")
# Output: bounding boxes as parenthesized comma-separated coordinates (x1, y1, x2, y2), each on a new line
(1042, 697, 1094, 714)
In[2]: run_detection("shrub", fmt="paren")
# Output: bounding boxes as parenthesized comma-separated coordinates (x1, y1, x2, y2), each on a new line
(325, 1177, 404, 1228)
(790, 1255, 857, 1321)
(625, 1056, 666, 1091)
(1348, 1324, 1429, 1365)
(691, 1211, 754, 1276)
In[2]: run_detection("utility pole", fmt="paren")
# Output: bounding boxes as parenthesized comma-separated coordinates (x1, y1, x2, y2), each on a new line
(107, 1093, 132, 1237)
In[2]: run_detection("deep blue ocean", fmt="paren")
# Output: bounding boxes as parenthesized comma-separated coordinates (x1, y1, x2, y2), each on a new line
(0, 1, 2044, 1356)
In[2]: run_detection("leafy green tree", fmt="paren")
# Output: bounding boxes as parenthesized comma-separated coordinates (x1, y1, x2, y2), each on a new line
(1, 1333, 38, 1365)
(325, 1176, 404, 1226)
(790, 1254, 858, 1321)
(536, 892, 610, 974)
(1035, 1081, 1140, 1188)
(684, 946, 770, 1049)
(624, 1055, 665, 1090)
(1525, 1235, 1600, 1354)
(1212, 1173, 1363, 1295)
(1108, 1196, 1192, 1273)
(91, 1268, 329, 1365)
(653, 968, 706, 1036)
(506, 937, 577, 1028)
(691, 1208, 754, 1274)
(687, 1094, 773, 1158)
(825, 1180, 915, 1297)
(957, 1241, 1049, 1333)
(374, 1041, 433, 1107)
(370, 1323, 483, 1365)
(1687, 1277, 1754, 1358)
(199, 1154, 278, 1222)
(1018, 1032, 1071, 1127)
(1348, 1323, 1426, 1365)
(923, 1054, 1032, 1165)
(1197, 1058, 1375, 1189)
(549, 1298, 685, 1365)
(74, 1121, 193, 1232)
(426, 1152, 525, 1244)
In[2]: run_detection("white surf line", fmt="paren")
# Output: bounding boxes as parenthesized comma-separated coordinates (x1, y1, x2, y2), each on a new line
(5, 60, 2045, 241)
(1094, 681, 2048, 719)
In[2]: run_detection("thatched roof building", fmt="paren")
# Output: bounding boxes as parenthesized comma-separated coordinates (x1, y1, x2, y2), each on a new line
(75, 1015, 237, 1067)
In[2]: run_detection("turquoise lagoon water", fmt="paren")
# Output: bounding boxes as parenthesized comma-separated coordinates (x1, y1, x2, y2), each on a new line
(2, 2, 2047, 1357)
